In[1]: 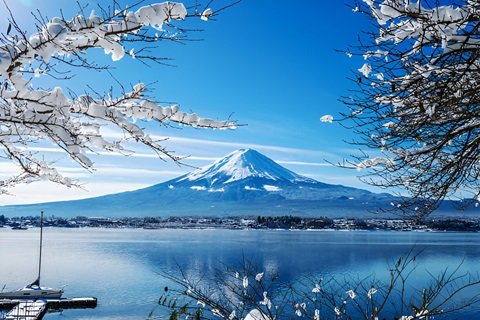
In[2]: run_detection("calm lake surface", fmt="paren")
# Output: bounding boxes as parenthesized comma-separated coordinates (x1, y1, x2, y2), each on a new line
(1, 228, 480, 319)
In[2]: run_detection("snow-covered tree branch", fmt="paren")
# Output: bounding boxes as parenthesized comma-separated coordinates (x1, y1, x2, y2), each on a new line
(343, 0, 480, 217)
(156, 253, 480, 319)
(0, 1, 237, 192)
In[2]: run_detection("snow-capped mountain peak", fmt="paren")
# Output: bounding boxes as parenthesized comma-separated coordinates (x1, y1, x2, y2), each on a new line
(175, 149, 316, 187)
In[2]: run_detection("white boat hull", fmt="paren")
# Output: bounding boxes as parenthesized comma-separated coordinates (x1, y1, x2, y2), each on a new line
(0, 286, 63, 299)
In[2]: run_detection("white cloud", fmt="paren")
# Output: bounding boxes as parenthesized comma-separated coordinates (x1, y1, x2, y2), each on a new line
(18, 146, 218, 162)
(151, 135, 335, 157)
(0, 181, 150, 205)
(93, 166, 187, 178)
(101, 127, 329, 156)
(276, 160, 333, 167)
(2, 132, 341, 165)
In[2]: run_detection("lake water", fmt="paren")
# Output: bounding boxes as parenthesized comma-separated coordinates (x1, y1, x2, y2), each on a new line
(1, 228, 480, 319)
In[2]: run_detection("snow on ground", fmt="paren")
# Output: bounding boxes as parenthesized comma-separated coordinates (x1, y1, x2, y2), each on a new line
(263, 185, 281, 192)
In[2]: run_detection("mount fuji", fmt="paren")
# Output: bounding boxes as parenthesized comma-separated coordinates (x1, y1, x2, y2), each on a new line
(1, 149, 395, 217)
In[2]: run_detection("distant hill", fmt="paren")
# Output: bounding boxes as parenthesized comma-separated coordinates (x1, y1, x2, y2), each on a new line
(1, 149, 471, 218)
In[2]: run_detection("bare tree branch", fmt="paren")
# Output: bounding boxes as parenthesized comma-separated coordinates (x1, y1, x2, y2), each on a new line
(341, 0, 480, 217)
(0, 1, 239, 193)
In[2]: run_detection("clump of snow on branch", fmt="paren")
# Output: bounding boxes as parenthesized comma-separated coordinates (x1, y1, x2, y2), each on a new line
(0, 2, 237, 192)
(358, 63, 372, 77)
(320, 114, 334, 123)
(200, 8, 214, 21)
(356, 157, 394, 170)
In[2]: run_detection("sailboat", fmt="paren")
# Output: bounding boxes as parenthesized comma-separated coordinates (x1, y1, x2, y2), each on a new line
(0, 211, 64, 299)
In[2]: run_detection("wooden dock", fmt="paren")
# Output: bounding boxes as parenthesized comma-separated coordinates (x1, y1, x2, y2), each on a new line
(0, 298, 97, 320)
(4, 301, 46, 320)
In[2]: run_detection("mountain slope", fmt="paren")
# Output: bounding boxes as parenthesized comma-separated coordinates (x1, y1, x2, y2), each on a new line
(1, 149, 395, 217)
(173, 149, 316, 187)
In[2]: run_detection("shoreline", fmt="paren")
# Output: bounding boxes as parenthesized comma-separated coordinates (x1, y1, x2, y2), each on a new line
(2, 214, 480, 232)
(1, 226, 479, 235)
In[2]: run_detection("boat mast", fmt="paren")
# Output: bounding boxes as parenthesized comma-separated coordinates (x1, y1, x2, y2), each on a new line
(37, 211, 44, 286)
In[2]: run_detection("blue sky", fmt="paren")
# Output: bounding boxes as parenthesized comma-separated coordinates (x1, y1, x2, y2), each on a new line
(0, 0, 378, 205)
